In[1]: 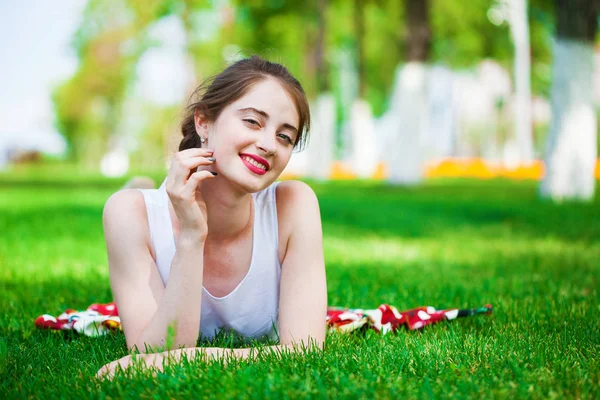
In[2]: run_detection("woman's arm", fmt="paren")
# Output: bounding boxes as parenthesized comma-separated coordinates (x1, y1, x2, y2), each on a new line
(104, 190, 205, 352)
(106, 149, 215, 352)
(275, 180, 327, 348)
(97, 343, 318, 379)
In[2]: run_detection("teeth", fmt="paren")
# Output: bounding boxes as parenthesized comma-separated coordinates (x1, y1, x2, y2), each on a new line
(243, 156, 266, 170)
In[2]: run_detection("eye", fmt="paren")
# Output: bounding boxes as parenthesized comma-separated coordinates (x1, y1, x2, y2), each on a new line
(243, 119, 260, 127)
(277, 133, 294, 145)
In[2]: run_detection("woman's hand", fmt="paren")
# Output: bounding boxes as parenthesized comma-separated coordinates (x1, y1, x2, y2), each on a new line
(96, 347, 245, 379)
(96, 353, 164, 380)
(166, 148, 216, 236)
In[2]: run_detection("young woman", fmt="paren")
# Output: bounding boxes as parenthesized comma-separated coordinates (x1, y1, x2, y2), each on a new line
(97, 56, 327, 378)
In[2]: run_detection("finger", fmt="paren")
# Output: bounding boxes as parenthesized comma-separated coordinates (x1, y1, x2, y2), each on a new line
(96, 365, 113, 380)
(178, 156, 216, 182)
(96, 366, 106, 379)
(178, 147, 215, 158)
(182, 170, 216, 198)
(168, 156, 215, 190)
(171, 155, 214, 175)
(181, 156, 216, 174)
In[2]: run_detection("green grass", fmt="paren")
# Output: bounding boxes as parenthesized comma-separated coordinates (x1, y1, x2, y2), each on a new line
(1, 165, 599, 399)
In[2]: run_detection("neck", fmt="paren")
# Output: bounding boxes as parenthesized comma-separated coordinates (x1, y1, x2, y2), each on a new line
(199, 178, 253, 243)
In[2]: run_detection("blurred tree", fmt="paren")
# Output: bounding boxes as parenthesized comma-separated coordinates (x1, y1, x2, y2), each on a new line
(232, 1, 318, 96)
(528, 0, 554, 96)
(431, 0, 554, 96)
(52, 0, 175, 166)
(348, 0, 379, 178)
(52, 0, 569, 171)
(431, 0, 511, 67)
(540, 0, 599, 200)
(405, 0, 430, 61)
(315, 0, 330, 93)
(509, 0, 534, 163)
(354, 0, 367, 98)
(387, 0, 431, 185)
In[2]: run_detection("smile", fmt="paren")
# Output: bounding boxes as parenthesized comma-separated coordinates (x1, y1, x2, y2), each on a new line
(240, 154, 269, 175)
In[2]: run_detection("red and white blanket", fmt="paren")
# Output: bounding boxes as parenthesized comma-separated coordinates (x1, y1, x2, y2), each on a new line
(35, 302, 492, 337)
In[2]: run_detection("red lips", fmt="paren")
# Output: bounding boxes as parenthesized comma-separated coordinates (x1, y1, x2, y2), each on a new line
(239, 153, 270, 171)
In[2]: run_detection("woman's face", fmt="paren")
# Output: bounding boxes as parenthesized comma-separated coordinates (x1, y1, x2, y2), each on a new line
(195, 77, 300, 193)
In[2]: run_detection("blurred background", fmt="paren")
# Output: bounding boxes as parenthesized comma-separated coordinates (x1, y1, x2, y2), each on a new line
(1, 0, 599, 200)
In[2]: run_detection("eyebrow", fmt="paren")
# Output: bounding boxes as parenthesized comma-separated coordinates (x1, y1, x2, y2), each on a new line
(238, 107, 298, 135)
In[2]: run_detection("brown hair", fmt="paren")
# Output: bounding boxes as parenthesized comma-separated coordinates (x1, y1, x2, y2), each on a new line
(179, 56, 310, 151)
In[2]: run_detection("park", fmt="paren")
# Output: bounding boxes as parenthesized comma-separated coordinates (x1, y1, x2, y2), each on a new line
(1, 0, 599, 398)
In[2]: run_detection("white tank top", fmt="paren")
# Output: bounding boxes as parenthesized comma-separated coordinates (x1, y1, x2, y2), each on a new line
(137, 178, 281, 342)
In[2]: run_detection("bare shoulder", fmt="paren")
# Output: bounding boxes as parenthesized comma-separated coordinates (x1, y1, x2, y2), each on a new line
(103, 189, 147, 225)
(275, 180, 321, 254)
(103, 189, 152, 262)
(275, 180, 319, 213)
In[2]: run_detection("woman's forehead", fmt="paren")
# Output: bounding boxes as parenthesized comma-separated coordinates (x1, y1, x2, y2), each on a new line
(230, 79, 299, 127)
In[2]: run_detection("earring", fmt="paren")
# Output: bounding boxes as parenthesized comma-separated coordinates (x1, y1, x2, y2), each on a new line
(200, 137, 206, 143)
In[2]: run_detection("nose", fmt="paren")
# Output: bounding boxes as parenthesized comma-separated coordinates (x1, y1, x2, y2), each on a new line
(256, 131, 277, 156)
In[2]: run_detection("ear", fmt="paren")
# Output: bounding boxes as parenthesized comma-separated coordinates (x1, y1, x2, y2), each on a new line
(193, 110, 210, 136)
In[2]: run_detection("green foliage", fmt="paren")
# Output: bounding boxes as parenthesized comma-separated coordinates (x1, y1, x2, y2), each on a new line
(51, 0, 565, 166)
(1, 167, 599, 398)
(431, 0, 512, 67)
(529, 0, 555, 96)
(53, 0, 152, 163)
(52, 0, 188, 164)
(362, 0, 404, 115)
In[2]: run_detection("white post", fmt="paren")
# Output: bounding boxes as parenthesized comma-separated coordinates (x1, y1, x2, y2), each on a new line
(307, 93, 336, 180)
(350, 99, 378, 178)
(508, 0, 534, 163)
(387, 62, 428, 185)
(540, 39, 597, 201)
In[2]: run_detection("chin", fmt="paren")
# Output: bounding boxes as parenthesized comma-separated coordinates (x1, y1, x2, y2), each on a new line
(225, 170, 278, 194)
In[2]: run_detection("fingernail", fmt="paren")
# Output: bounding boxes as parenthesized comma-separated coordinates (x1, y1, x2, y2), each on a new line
(207, 149, 214, 153)
(210, 171, 218, 176)
(207, 157, 215, 162)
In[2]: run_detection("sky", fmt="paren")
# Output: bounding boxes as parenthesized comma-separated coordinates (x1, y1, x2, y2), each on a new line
(0, 0, 87, 157)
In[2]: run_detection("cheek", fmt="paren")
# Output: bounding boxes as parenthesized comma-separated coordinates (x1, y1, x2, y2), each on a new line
(224, 123, 255, 145)
(276, 149, 293, 168)
(210, 127, 241, 151)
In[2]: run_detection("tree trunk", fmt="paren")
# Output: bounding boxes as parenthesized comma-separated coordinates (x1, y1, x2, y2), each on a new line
(351, 99, 378, 178)
(540, 0, 599, 200)
(404, 0, 430, 62)
(387, 0, 431, 185)
(315, 0, 329, 93)
(387, 63, 428, 184)
(509, 0, 533, 163)
(354, 0, 366, 98)
(309, 94, 336, 180)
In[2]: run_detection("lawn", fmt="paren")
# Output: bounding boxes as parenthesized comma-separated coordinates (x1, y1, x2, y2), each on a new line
(1, 165, 599, 399)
